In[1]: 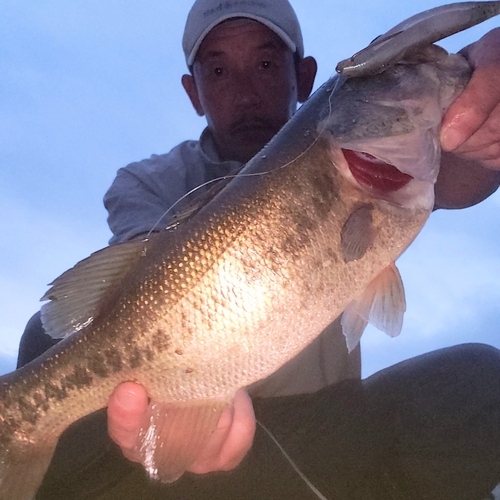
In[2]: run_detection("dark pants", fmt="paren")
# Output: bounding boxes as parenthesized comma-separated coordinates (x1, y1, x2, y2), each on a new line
(18, 313, 500, 499)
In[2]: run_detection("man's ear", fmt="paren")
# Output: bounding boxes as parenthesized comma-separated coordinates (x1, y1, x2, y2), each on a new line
(182, 74, 205, 116)
(296, 56, 318, 103)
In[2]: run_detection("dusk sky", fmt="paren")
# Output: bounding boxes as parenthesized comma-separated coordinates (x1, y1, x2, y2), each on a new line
(1, 0, 499, 377)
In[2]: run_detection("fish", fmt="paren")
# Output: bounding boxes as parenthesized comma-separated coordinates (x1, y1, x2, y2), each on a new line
(0, 4, 491, 499)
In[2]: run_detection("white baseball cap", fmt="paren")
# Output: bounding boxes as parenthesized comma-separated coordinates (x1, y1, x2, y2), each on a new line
(182, 0, 304, 67)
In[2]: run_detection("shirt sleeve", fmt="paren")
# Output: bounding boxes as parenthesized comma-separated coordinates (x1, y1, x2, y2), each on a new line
(103, 143, 207, 245)
(103, 167, 173, 244)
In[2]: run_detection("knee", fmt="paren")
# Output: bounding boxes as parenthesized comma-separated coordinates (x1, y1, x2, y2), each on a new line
(449, 343, 500, 366)
(367, 343, 500, 390)
(17, 311, 59, 368)
(440, 343, 500, 384)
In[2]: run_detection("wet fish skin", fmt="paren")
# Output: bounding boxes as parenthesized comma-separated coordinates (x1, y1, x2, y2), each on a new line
(337, 1, 500, 77)
(0, 49, 472, 500)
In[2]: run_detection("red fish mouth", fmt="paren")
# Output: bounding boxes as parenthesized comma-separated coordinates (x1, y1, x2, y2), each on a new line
(342, 149, 413, 192)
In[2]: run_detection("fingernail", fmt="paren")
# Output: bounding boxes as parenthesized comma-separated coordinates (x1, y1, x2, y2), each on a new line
(114, 388, 138, 410)
(441, 127, 464, 151)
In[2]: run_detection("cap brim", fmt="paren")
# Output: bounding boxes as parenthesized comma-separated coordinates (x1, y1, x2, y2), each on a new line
(187, 13, 298, 67)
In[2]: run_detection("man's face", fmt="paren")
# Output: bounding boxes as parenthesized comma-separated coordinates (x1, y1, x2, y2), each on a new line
(183, 19, 302, 163)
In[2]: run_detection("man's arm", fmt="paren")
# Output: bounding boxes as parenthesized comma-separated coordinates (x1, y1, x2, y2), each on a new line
(434, 154, 499, 210)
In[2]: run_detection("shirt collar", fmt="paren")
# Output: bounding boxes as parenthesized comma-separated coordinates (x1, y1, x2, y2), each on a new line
(199, 128, 242, 179)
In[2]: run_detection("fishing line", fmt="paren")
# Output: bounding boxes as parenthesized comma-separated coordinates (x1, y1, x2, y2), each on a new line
(146, 75, 344, 237)
(257, 420, 330, 500)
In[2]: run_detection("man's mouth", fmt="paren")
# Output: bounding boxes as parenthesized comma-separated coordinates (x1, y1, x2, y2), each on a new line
(231, 118, 276, 136)
(342, 149, 413, 193)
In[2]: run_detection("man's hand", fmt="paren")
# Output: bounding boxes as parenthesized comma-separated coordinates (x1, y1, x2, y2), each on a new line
(441, 28, 500, 170)
(107, 383, 256, 474)
(434, 28, 500, 210)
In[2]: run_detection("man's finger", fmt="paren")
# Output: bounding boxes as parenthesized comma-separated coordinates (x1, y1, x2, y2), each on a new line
(107, 382, 149, 454)
(217, 387, 256, 471)
(187, 389, 256, 474)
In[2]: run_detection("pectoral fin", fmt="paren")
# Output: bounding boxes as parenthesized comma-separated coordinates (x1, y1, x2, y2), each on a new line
(340, 204, 378, 263)
(136, 398, 227, 482)
(341, 262, 406, 352)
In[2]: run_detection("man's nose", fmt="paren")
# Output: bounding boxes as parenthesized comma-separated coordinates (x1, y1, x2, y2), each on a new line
(232, 72, 262, 107)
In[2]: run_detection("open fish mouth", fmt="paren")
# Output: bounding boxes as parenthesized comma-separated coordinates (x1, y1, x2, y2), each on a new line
(342, 148, 413, 192)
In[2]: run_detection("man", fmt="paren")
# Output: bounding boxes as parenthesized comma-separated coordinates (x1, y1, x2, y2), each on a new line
(18, 0, 500, 498)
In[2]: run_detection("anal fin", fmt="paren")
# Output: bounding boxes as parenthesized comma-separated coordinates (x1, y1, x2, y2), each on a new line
(137, 399, 227, 482)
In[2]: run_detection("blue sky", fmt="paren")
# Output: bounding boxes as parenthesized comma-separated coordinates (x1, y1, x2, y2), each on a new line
(1, 0, 499, 377)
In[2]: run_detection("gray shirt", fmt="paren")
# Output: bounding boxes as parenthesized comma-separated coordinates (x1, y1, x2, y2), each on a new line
(104, 128, 360, 396)
(105, 129, 241, 244)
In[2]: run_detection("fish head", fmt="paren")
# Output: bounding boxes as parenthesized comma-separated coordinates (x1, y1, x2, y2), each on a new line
(320, 48, 472, 211)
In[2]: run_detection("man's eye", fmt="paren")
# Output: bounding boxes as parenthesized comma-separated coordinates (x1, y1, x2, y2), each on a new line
(260, 60, 272, 70)
(213, 67, 224, 76)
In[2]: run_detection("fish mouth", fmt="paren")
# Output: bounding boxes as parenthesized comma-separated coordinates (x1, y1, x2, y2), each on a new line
(342, 149, 413, 192)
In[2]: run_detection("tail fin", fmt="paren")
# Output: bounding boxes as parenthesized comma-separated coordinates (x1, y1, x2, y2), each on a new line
(0, 440, 57, 500)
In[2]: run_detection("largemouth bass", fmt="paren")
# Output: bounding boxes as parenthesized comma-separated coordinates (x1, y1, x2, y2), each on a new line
(0, 4, 495, 499)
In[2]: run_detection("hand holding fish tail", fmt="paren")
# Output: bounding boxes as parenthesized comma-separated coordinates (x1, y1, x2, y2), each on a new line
(108, 384, 255, 474)
(441, 27, 500, 170)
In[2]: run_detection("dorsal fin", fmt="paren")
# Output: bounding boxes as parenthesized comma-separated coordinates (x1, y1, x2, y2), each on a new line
(341, 262, 406, 351)
(40, 238, 150, 339)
